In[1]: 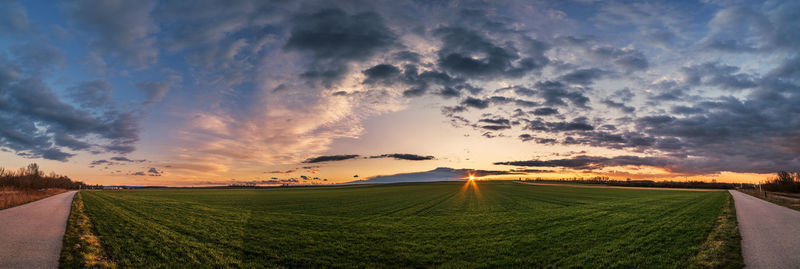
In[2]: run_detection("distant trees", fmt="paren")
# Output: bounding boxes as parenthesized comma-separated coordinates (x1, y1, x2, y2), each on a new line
(0, 163, 95, 190)
(523, 176, 738, 189)
(762, 171, 800, 193)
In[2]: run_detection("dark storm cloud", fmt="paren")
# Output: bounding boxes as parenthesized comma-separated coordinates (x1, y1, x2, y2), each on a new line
(89, 157, 145, 167)
(441, 105, 468, 116)
(370, 154, 435, 161)
(510, 168, 554, 173)
(0, 77, 140, 160)
(524, 119, 594, 132)
(68, 80, 112, 108)
(9, 43, 64, 73)
(302, 154, 360, 163)
(518, 134, 558, 144)
(90, 159, 110, 166)
(478, 118, 510, 125)
(532, 107, 559, 116)
(469, 169, 524, 177)
(481, 125, 511, 131)
(362, 64, 401, 85)
(670, 105, 704, 115)
(0, 1, 30, 35)
(68, 0, 159, 67)
(647, 81, 688, 102)
(701, 6, 773, 53)
(129, 167, 162, 176)
(494, 155, 670, 170)
(0, 47, 143, 161)
(557, 36, 649, 72)
(267, 169, 296, 174)
(560, 131, 657, 150)
(566, 57, 800, 174)
(136, 80, 172, 104)
(433, 27, 547, 79)
(285, 8, 396, 87)
(439, 87, 460, 98)
(54, 133, 92, 151)
(461, 97, 489, 109)
(111, 156, 145, 163)
(534, 81, 589, 108)
(558, 68, 607, 86)
(361, 63, 477, 98)
(681, 62, 757, 90)
(393, 51, 421, 62)
(602, 99, 635, 113)
(488, 96, 540, 108)
(478, 117, 511, 131)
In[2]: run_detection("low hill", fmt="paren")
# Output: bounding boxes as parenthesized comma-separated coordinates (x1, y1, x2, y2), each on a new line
(346, 167, 469, 184)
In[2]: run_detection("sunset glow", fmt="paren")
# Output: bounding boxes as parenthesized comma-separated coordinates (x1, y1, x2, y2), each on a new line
(1, 0, 797, 186)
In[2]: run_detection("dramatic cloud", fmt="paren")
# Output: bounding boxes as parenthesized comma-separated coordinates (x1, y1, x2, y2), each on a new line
(302, 154, 360, 163)
(3, 0, 799, 183)
(285, 8, 396, 86)
(370, 154, 435, 161)
(136, 80, 171, 104)
(110, 156, 145, 163)
(0, 1, 30, 35)
(68, 80, 112, 108)
(434, 27, 547, 79)
(0, 69, 141, 160)
(494, 155, 670, 170)
(68, 0, 159, 67)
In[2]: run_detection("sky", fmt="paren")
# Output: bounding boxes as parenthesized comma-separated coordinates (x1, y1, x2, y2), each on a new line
(0, 0, 798, 186)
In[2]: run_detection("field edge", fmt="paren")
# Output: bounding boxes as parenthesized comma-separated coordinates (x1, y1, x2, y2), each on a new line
(737, 189, 800, 211)
(59, 191, 117, 269)
(689, 192, 744, 268)
(0, 188, 67, 210)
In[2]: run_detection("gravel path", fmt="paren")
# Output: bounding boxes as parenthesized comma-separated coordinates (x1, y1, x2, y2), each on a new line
(0, 191, 76, 269)
(730, 190, 800, 269)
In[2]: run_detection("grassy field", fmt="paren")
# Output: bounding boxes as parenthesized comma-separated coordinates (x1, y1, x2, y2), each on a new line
(73, 181, 735, 268)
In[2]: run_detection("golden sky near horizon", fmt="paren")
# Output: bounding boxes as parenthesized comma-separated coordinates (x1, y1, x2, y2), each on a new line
(0, 0, 796, 186)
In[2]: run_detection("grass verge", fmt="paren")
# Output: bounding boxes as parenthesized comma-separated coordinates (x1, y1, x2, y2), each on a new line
(738, 189, 800, 211)
(689, 192, 744, 268)
(59, 191, 116, 268)
(0, 187, 66, 209)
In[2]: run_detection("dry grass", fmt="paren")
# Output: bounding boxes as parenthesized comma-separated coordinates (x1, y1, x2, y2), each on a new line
(689, 192, 744, 268)
(0, 187, 66, 209)
(60, 192, 116, 269)
(739, 189, 800, 211)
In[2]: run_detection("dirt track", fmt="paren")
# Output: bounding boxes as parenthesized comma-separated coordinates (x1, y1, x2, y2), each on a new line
(0, 191, 76, 269)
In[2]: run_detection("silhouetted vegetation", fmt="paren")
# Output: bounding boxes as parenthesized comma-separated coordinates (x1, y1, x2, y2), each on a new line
(762, 171, 800, 193)
(0, 188, 67, 209)
(522, 176, 744, 189)
(0, 163, 99, 190)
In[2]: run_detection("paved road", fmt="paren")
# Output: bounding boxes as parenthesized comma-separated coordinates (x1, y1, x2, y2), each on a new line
(0, 191, 76, 269)
(730, 190, 800, 269)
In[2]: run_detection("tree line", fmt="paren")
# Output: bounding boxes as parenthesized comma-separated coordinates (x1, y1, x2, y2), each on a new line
(523, 176, 740, 189)
(762, 171, 800, 193)
(0, 163, 100, 190)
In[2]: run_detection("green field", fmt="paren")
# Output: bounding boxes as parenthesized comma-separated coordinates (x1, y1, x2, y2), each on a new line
(74, 181, 731, 268)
